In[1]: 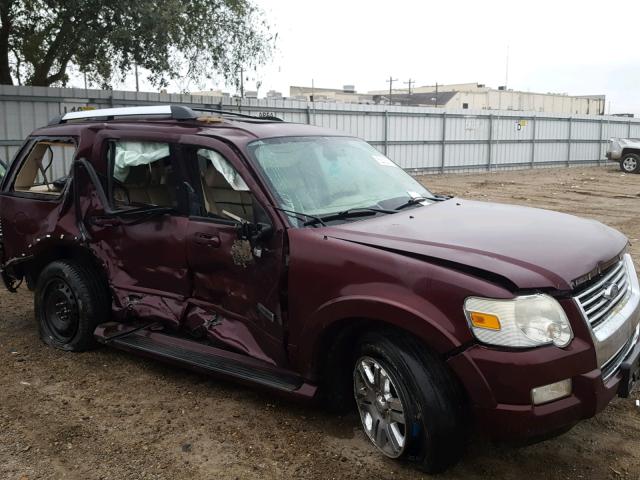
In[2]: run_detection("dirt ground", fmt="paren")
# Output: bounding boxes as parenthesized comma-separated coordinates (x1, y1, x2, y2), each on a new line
(1, 165, 639, 480)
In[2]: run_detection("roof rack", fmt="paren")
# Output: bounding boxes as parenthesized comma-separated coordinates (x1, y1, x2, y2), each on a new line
(48, 104, 283, 125)
(189, 107, 283, 122)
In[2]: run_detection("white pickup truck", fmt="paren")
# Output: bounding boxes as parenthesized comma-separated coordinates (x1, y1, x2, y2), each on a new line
(607, 138, 640, 173)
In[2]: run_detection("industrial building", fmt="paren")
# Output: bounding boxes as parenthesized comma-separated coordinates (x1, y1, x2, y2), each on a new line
(290, 82, 606, 115)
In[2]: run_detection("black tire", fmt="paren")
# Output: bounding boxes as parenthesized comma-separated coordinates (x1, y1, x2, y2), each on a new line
(620, 153, 640, 174)
(35, 259, 110, 351)
(353, 331, 469, 473)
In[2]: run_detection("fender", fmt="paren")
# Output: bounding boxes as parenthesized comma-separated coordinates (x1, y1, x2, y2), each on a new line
(293, 294, 465, 378)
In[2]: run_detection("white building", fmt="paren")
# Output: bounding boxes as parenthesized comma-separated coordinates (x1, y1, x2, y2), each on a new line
(368, 83, 606, 115)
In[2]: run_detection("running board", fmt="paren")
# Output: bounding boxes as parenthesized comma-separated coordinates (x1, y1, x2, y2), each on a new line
(94, 323, 313, 395)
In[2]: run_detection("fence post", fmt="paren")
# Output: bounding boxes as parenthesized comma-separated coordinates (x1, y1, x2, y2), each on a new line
(567, 117, 572, 167)
(599, 118, 604, 165)
(383, 110, 389, 156)
(628, 120, 632, 138)
(306, 105, 311, 124)
(440, 111, 447, 173)
(530, 115, 536, 168)
(487, 114, 493, 171)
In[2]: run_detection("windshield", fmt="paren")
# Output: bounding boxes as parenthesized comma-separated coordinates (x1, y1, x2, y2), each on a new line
(247, 136, 434, 226)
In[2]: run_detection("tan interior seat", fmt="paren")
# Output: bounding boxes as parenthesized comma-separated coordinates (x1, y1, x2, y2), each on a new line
(115, 159, 175, 207)
(201, 162, 252, 220)
(26, 184, 61, 194)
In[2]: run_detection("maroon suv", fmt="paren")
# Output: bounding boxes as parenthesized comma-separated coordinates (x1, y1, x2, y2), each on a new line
(1, 105, 638, 473)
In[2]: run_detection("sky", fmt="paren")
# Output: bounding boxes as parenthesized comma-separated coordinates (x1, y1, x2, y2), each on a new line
(110, 0, 640, 115)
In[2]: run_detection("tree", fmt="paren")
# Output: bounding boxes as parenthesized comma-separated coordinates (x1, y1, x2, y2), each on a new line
(0, 0, 274, 89)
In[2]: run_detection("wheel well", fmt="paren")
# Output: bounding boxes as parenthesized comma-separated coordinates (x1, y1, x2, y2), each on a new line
(316, 318, 439, 411)
(23, 244, 108, 291)
(622, 148, 640, 157)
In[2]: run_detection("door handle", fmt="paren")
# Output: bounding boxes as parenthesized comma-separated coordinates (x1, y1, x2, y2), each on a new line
(194, 232, 221, 247)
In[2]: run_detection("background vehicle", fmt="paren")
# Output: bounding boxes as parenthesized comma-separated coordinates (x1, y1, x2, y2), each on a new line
(1, 106, 638, 473)
(607, 138, 640, 173)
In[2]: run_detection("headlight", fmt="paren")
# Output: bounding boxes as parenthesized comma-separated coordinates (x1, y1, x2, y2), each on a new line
(464, 294, 573, 348)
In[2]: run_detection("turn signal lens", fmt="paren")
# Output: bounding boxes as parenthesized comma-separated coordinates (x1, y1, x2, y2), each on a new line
(469, 311, 501, 331)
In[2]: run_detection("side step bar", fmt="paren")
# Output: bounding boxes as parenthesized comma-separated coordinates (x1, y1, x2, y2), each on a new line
(94, 323, 315, 397)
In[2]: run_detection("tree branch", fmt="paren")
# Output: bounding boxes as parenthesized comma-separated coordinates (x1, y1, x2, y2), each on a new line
(30, 12, 75, 85)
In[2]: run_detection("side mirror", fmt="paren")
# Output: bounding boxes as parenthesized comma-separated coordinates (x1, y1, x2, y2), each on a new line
(250, 222, 273, 243)
(221, 209, 273, 244)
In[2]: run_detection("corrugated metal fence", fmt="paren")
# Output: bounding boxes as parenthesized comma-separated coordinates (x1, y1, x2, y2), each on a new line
(2, 84, 639, 174)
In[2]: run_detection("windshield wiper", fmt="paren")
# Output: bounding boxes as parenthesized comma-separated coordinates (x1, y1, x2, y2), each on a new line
(394, 196, 431, 211)
(273, 207, 327, 226)
(303, 207, 396, 226)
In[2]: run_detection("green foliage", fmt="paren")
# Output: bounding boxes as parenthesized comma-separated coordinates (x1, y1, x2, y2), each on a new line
(0, 0, 274, 88)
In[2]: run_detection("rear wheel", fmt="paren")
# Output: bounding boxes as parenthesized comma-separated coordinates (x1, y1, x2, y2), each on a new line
(35, 260, 109, 351)
(620, 153, 640, 173)
(353, 332, 469, 473)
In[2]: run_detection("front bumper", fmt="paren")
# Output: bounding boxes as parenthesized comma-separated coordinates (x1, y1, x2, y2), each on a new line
(447, 296, 640, 442)
(473, 363, 630, 441)
(449, 340, 637, 441)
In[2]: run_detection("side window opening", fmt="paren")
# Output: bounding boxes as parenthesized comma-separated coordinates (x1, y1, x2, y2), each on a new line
(0, 158, 7, 183)
(13, 140, 75, 196)
(109, 141, 178, 209)
(195, 148, 252, 221)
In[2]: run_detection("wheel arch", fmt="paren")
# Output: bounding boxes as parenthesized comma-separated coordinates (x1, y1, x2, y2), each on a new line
(21, 240, 109, 292)
(303, 296, 464, 384)
(621, 147, 640, 157)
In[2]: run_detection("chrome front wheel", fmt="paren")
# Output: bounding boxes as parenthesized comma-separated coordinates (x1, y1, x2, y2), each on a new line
(353, 356, 407, 458)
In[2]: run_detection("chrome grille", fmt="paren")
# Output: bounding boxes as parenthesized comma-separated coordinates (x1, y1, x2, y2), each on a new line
(601, 325, 639, 381)
(575, 259, 631, 329)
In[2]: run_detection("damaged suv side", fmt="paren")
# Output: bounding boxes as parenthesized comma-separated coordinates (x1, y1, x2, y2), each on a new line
(1, 105, 639, 473)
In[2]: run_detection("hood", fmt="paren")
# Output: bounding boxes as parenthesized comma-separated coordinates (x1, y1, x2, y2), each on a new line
(325, 199, 627, 291)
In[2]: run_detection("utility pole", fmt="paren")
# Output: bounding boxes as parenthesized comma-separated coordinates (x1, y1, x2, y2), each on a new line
(434, 82, 439, 108)
(386, 76, 398, 104)
(404, 78, 415, 95)
(83, 72, 87, 90)
(134, 64, 139, 92)
(505, 45, 509, 90)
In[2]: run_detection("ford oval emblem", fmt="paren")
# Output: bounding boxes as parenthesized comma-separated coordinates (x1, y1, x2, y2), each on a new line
(603, 283, 620, 301)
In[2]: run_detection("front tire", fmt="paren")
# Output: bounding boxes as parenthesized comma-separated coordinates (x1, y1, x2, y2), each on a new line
(35, 260, 109, 351)
(353, 332, 468, 473)
(620, 153, 640, 173)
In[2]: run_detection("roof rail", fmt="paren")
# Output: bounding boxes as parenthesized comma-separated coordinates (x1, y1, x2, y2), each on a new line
(190, 107, 283, 122)
(48, 104, 283, 125)
(50, 105, 197, 125)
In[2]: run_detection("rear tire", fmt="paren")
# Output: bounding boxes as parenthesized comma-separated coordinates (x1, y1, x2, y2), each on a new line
(35, 260, 110, 351)
(620, 153, 640, 173)
(353, 331, 469, 473)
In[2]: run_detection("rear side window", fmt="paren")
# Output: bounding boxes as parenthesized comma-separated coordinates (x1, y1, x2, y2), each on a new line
(108, 141, 178, 209)
(13, 139, 75, 196)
